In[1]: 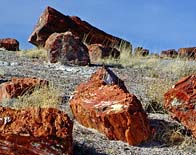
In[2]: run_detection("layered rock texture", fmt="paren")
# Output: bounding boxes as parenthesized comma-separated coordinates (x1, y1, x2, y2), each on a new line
(178, 47, 196, 59)
(88, 44, 120, 63)
(45, 32, 90, 65)
(0, 107, 73, 155)
(0, 77, 48, 102)
(28, 6, 131, 50)
(164, 75, 196, 138)
(0, 38, 19, 51)
(69, 67, 151, 145)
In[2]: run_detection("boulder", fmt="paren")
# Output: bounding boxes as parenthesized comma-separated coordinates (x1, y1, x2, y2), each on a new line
(45, 31, 90, 65)
(28, 6, 131, 50)
(164, 75, 196, 138)
(88, 44, 120, 63)
(160, 49, 178, 58)
(0, 38, 19, 51)
(69, 67, 151, 145)
(0, 77, 48, 102)
(134, 47, 149, 56)
(0, 107, 73, 155)
(178, 47, 196, 59)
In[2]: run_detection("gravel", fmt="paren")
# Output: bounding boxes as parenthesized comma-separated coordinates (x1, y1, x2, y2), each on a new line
(0, 50, 195, 155)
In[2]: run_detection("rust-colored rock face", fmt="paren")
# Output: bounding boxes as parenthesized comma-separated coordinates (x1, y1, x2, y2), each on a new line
(164, 75, 196, 138)
(28, 6, 131, 49)
(0, 38, 19, 51)
(161, 49, 178, 58)
(0, 77, 48, 102)
(69, 67, 151, 145)
(88, 44, 120, 63)
(0, 107, 73, 155)
(178, 47, 196, 59)
(45, 32, 90, 65)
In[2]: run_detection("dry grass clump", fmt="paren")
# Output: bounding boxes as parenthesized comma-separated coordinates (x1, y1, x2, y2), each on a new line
(10, 85, 61, 109)
(18, 48, 47, 59)
(144, 78, 172, 113)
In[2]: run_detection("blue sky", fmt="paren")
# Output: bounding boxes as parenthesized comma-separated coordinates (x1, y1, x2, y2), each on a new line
(0, 0, 196, 53)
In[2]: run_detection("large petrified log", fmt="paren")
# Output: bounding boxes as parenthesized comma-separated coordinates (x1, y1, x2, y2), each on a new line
(164, 75, 196, 138)
(0, 107, 73, 155)
(0, 77, 48, 102)
(69, 67, 151, 145)
(28, 6, 131, 50)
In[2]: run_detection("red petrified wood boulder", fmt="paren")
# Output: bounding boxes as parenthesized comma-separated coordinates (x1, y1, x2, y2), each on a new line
(88, 44, 120, 63)
(45, 31, 90, 65)
(161, 49, 178, 58)
(0, 38, 19, 51)
(28, 6, 131, 50)
(164, 75, 196, 138)
(0, 77, 48, 102)
(0, 107, 73, 155)
(69, 67, 151, 145)
(178, 47, 196, 59)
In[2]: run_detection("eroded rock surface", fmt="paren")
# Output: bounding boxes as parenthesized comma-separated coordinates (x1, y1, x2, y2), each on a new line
(0, 77, 48, 102)
(0, 107, 73, 155)
(45, 32, 90, 65)
(0, 38, 19, 51)
(88, 44, 120, 63)
(164, 75, 196, 138)
(70, 67, 151, 145)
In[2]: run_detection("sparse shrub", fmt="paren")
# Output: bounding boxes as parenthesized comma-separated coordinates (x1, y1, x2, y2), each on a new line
(6, 85, 61, 109)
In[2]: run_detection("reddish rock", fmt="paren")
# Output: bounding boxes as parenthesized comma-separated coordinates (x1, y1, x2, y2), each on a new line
(164, 75, 196, 138)
(0, 77, 48, 102)
(0, 107, 73, 155)
(88, 44, 120, 63)
(45, 31, 90, 65)
(0, 38, 19, 51)
(161, 49, 178, 58)
(28, 6, 131, 50)
(134, 47, 149, 56)
(69, 67, 151, 145)
(178, 47, 196, 59)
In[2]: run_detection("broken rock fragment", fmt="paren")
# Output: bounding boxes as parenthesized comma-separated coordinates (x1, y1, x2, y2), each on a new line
(0, 77, 48, 102)
(164, 75, 196, 138)
(0, 107, 73, 155)
(69, 67, 151, 145)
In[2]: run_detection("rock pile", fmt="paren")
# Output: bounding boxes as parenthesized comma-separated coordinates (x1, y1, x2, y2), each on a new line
(69, 67, 151, 145)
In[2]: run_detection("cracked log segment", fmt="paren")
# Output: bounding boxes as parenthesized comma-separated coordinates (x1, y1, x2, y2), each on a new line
(164, 75, 196, 138)
(28, 6, 131, 50)
(69, 67, 151, 146)
(0, 107, 73, 155)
